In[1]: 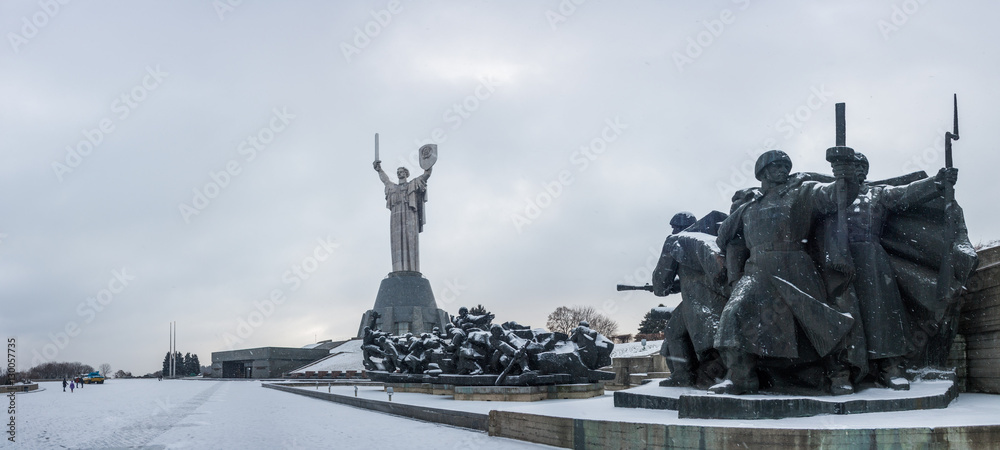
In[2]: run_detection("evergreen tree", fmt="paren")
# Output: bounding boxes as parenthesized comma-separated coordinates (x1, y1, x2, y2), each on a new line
(469, 304, 490, 316)
(182, 353, 192, 376)
(162, 351, 182, 377)
(637, 304, 672, 335)
(188, 354, 201, 376)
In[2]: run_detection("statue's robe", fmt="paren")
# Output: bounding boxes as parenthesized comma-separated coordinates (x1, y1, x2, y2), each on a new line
(716, 176, 854, 362)
(381, 172, 429, 272)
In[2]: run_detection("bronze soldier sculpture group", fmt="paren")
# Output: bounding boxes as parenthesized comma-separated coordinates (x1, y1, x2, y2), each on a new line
(644, 100, 977, 396)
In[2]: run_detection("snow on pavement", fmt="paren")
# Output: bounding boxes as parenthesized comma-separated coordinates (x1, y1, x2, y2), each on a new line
(610, 340, 663, 358)
(15, 380, 551, 449)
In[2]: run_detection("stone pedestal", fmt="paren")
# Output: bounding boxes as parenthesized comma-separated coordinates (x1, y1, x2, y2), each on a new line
(382, 382, 605, 401)
(613, 378, 959, 419)
(357, 271, 449, 337)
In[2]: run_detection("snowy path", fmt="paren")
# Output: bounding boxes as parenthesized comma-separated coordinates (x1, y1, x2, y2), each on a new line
(16, 380, 550, 449)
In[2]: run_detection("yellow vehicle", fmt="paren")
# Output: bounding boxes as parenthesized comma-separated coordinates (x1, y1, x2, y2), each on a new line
(82, 371, 105, 384)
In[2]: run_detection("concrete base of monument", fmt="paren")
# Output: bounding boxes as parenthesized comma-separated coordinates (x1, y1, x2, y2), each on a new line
(385, 382, 605, 401)
(614, 377, 959, 419)
(267, 381, 1000, 448)
(367, 369, 615, 386)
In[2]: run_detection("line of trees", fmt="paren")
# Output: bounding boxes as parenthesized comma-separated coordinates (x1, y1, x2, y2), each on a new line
(16, 361, 94, 380)
(546, 305, 619, 337)
(162, 352, 201, 377)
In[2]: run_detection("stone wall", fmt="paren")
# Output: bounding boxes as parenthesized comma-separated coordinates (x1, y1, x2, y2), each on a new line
(488, 410, 1000, 449)
(262, 383, 488, 431)
(959, 245, 1000, 394)
(608, 354, 668, 390)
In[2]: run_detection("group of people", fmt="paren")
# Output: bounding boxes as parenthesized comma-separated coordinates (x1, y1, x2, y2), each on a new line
(653, 149, 976, 395)
(362, 306, 614, 382)
(61, 376, 83, 392)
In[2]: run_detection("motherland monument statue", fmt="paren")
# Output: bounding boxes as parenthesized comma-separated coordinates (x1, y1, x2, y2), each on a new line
(357, 134, 449, 337)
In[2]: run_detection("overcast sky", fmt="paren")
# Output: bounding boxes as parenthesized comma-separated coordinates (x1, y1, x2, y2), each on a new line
(2, 1, 998, 375)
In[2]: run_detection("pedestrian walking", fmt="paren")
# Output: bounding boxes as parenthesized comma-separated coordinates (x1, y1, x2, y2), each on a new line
(62, 378, 67, 392)
(69, 381, 75, 393)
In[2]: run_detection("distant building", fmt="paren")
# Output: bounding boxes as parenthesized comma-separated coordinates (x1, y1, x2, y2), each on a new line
(210, 340, 345, 378)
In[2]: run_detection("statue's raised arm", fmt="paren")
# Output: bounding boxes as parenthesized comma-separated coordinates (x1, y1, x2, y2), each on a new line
(374, 160, 392, 186)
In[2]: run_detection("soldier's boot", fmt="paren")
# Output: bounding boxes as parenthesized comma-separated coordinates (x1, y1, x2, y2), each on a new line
(659, 339, 696, 387)
(877, 357, 910, 391)
(825, 355, 854, 396)
(659, 362, 695, 387)
(709, 350, 758, 395)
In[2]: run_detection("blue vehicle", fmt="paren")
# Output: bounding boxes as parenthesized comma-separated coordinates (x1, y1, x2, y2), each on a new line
(82, 371, 105, 384)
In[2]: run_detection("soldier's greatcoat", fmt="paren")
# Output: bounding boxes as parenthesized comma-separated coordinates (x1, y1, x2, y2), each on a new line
(716, 176, 854, 361)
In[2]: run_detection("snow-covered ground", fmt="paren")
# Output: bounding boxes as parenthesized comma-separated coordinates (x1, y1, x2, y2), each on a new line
(610, 340, 663, 358)
(14, 380, 550, 449)
(291, 339, 364, 373)
(14, 378, 1000, 448)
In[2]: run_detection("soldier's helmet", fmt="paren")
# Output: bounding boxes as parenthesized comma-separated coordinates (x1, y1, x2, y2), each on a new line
(669, 212, 696, 232)
(754, 150, 792, 180)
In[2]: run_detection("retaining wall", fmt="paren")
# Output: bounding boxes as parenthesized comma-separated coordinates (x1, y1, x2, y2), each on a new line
(488, 410, 1000, 449)
(261, 382, 488, 431)
(960, 245, 1000, 394)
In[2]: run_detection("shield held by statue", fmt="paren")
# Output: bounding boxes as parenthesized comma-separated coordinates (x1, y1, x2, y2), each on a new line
(419, 144, 438, 170)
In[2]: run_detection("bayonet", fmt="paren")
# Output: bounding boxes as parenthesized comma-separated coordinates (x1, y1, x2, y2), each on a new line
(937, 94, 960, 307)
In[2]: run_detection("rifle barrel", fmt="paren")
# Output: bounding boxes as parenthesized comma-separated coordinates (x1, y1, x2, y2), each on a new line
(616, 284, 653, 292)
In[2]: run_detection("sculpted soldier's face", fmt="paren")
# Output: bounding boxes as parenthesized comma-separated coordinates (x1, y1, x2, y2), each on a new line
(856, 162, 869, 182)
(762, 161, 791, 184)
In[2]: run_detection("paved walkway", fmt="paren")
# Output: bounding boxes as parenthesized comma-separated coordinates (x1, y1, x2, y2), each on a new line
(17, 380, 550, 449)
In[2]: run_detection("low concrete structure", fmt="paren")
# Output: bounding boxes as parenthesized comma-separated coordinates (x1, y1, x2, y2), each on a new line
(487, 409, 1000, 449)
(0, 382, 38, 393)
(608, 354, 669, 390)
(614, 377, 959, 420)
(383, 382, 604, 401)
(262, 383, 488, 431)
(211, 341, 344, 379)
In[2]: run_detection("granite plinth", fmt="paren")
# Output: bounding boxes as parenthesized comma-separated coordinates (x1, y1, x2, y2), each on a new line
(357, 271, 449, 337)
(383, 382, 454, 395)
(454, 383, 604, 401)
(382, 381, 604, 401)
(614, 378, 959, 419)
(366, 370, 613, 386)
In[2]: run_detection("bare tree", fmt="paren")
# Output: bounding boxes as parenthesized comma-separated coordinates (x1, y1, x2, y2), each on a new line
(99, 363, 112, 377)
(546, 305, 618, 337)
